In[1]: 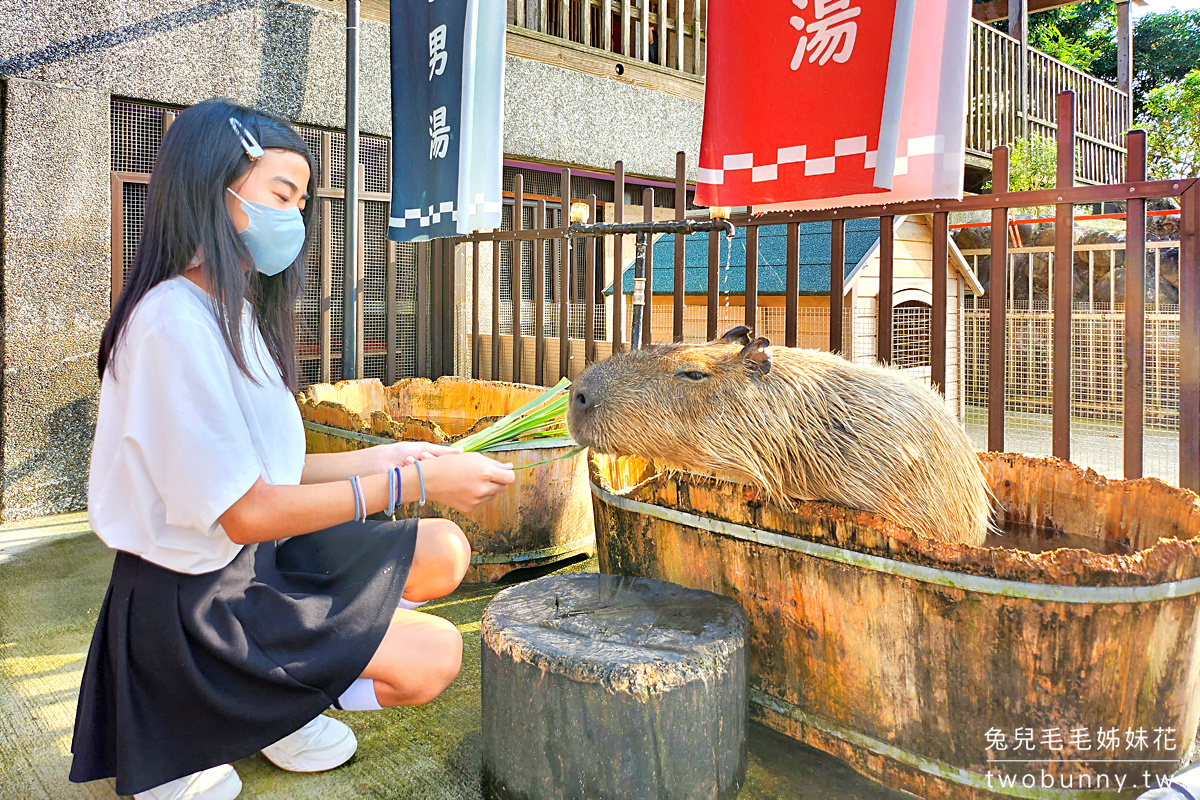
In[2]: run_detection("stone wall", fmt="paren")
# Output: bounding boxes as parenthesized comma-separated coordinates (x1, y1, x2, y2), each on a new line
(0, 0, 702, 521)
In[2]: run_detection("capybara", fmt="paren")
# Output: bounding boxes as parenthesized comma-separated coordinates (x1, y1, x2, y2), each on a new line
(567, 326, 995, 546)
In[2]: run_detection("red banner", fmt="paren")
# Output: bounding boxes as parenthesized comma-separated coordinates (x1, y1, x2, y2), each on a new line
(695, 0, 916, 208)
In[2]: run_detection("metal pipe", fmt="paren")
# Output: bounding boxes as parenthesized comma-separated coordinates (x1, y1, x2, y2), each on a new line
(342, 0, 361, 379)
(630, 232, 648, 348)
(576, 218, 735, 349)
(566, 218, 734, 238)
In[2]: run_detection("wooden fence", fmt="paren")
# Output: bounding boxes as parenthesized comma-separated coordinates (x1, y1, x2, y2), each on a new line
(507, 0, 706, 75)
(968, 20, 1130, 185)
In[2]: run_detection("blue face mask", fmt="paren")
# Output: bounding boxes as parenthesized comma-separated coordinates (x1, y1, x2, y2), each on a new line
(227, 187, 306, 276)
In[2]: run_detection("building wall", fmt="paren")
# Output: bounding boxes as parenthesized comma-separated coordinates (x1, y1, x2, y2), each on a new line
(0, 0, 703, 521)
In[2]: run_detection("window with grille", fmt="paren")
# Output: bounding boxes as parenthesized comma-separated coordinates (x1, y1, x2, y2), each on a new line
(109, 97, 423, 389)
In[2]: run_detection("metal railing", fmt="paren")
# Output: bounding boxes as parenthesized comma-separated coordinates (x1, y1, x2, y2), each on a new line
(440, 92, 1198, 492)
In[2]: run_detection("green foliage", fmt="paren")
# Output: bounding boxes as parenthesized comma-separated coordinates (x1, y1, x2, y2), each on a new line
(1002, 3, 1200, 116)
(1126, 10, 1200, 116)
(1027, 0, 1113, 73)
(980, 135, 1059, 194)
(1139, 69, 1200, 180)
(1008, 135, 1060, 192)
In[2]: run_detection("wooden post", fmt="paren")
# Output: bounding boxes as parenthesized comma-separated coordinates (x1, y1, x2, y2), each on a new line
(513, 175, 524, 383)
(560, 168, 572, 378)
(673, 152, 686, 342)
(356, 179, 366, 377)
(931, 212, 949, 394)
(744, 224, 757, 333)
(1052, 91, 1076, 462)
(386, 240, 397, 385)
(621, 0, 631, 56)
(417, 242, 429, 378)
(535, 200, 547, 384)
(585, 194, 597, 362)
(642, 188, 655, 347)
(109, 174, 124, 310)
(1009, 0, 1028, 137)
(492, 238, 501, 381)
(319, 132, 332, 382)
(472, 241, 480, 379)
(785, 222, 799, 347)
(878, 216, 894, 364)
(613, 162, 625, 353)
(674, 0, 684, 70)
(707, 229, 719, 341)
(829, 218, 845, 356)
(989, 147, 1009, 453)
(690, 0, 701, 75)
(640, 0, 650, 61)
(1124, 130, 1146, 479)
(431, 236, 443, 378)
(1179, 183, 1199, 492)
(1116, 0, 1133, 134)
(602, 0, 613, 52)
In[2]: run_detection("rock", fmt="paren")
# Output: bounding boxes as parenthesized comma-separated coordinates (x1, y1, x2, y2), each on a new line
(481, 573, 749, 800)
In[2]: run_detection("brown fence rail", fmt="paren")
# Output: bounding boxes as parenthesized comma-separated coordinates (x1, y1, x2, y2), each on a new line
(445, 91, 1198, 492)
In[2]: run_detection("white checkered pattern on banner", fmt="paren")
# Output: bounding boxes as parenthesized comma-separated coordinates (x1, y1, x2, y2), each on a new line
(389, 192, 503, 228)
(697, 135, 946, 186)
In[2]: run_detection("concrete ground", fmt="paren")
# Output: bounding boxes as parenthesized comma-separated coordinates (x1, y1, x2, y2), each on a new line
(964, 406, 1180, 485)
(0, 515, 915, 800)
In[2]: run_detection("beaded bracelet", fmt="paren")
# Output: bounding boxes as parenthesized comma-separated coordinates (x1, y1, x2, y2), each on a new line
(414, 461, 426, 507)
(348, 475, 366, 523)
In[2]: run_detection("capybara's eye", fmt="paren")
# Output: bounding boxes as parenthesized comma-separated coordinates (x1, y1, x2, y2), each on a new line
(676, 370, 708, 382)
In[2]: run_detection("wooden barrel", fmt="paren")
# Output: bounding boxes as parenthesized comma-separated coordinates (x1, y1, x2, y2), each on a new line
(296, 376, 594, 582)
(589, 452, 1200, 800)
(481, 573, 749, 800)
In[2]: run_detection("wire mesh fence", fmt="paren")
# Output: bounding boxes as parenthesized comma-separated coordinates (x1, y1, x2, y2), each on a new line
(963, 298, 1181, 484)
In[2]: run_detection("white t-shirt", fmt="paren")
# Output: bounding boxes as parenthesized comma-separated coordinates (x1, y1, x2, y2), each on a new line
(87, 274, 306, 574)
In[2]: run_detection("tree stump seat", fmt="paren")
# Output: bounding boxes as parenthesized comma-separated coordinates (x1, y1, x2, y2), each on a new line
(481, 573, 749, 800)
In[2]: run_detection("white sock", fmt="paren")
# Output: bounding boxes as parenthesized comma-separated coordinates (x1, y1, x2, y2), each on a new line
(396, 597, 427, 610)
(335, 677, 383, 711)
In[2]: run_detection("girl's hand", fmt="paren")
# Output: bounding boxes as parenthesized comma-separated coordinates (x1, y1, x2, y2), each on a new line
(419, 452, 516, 513)
(369, 441, 457, 472)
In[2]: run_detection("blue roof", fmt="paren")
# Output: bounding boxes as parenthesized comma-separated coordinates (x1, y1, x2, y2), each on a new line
(607, 219, 880, 296)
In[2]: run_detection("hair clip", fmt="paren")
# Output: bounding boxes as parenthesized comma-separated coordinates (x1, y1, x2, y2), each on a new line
(229, 117, 264, 161)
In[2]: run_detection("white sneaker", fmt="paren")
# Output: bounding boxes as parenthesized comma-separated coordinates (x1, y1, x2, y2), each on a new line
(132, 764, 241, 800)
(260, 714, 358, 772)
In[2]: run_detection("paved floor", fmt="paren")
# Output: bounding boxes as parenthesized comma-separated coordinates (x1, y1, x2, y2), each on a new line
(964, 406, 1180, 485)
(0, 515, 915, 800)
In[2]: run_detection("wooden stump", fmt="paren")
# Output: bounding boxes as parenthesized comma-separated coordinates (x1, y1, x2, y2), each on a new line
(481, 573, 749, 800)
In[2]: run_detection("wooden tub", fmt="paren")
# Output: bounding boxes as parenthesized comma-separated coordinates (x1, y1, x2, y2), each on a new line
(590, 452, 1200, 799)
(297, 376, 594, 582)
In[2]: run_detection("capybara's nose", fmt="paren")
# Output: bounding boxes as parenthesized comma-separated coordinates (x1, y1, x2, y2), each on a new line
(572, 387, 594, 413)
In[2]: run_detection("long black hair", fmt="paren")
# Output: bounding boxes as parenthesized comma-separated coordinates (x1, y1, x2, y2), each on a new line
(98, 98, 317, 393)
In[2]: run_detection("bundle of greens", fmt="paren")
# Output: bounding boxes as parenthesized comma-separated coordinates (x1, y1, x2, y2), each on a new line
(452, 378, 583, 468)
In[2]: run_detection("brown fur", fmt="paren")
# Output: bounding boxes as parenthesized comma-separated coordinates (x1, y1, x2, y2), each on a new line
(567, 328, 995, 546)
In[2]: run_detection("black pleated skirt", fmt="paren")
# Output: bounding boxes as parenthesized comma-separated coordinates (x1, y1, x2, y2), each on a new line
(68, 514, 420, 796)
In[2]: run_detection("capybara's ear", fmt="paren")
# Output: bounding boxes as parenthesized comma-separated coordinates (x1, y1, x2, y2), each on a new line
(739, 337, 772, 376)
(720, 326, 753, 346)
